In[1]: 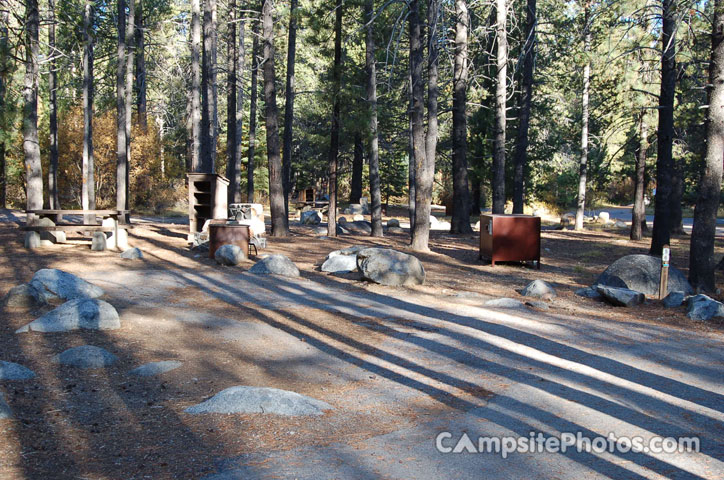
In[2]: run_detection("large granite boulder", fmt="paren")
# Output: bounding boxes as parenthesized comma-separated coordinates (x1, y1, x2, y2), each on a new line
(249, 255, 300, 277)
(215, 244, 247, 266)
(520, 280, 557, 300)
(300, 210, 322, 225)
(345, 221, 372, 235)
(0, 361, 36, 380)
(387, 219, 400, 228)
(29, 269, 104, 303)
(321, 246, 365, 273)
(686, 294, 724, 322)
(120, 247, 143, 260)
(595, 255, 693, 297)
(356, 248, 425, 286)
(185, 386, 333, 416)
(3, 284, 45, 309)
(16, 298, 120, 333)
(52, 346, 118, 369)
(595, 285, 645, 307)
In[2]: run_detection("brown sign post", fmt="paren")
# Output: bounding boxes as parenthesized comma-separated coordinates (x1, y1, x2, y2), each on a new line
(659, 244, 670, 300)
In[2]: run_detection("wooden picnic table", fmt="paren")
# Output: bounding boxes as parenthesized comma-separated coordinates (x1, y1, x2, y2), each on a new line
(23, 209, 131, 249)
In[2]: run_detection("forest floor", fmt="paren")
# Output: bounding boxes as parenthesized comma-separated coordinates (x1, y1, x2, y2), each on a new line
(0, 207, 723, 479)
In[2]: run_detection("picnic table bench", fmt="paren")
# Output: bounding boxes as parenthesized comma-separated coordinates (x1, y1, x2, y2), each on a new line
(23, 209, 131, 249)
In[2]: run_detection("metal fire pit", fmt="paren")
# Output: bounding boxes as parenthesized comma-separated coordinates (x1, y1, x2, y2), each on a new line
(208, 222, 250, 259)
(479, 214, 541, 268)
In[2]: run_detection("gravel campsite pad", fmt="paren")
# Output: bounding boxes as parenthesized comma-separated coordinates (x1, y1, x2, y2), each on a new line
(1, 210, 723, 479)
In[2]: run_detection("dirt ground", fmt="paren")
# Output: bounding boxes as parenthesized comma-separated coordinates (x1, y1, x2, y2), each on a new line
(1, 208, 722, 479)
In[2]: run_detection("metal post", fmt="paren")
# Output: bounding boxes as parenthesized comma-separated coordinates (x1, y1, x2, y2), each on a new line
(659, 244, 670, 300)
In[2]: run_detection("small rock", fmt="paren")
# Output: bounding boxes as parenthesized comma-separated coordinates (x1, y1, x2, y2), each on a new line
(520, 280, 557, 300)
(387, 226, 404, 234)
(686, 294, 724, 322)
(91, 232, 107, 251)
(313, 226, 327, 235)
(24, 231, 41, 249)
(352, 214, 365, 222)
(120, 247, 143, 260)
(345, 221, 372, 235)
(614, 220, 628, 228)
(30, 269, 104, 303)
(3, 284, 44, 309)
(0, 361, 36, 380)
(184, 386, 333, 416)
(338, 216, 347, 224)
(0, 392, 11, 419)
(387, 219, 400, 228)
(52, 346, 118, 369)
(575, 287, 602, 299)
(249, 255, 300, 277)
(595, 285, 645, 307)
(525, 300, 550, 311)
(598, 211, 610, 223)
(356, 248, 425, 286)
(16, 298, 121, 333)
(485, 298, 525, 309)
(129, 360, 183, 377)
(215, 244, 247, 266)
(300, 210, 322, 225)
(663, 291, 685, 308)
(35, 217, 65, 244)
(347, 204, 364, 215)
(473, 221, 481, 231)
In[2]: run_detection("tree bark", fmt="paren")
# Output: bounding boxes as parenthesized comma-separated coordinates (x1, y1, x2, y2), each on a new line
(82, 0, 95, 221)
(409, 0, 434, 251)
(327, 0, 342, 237)
(689, 0, 724, 292)
(117, 0, 128, 216)
(491, 0, 507, 214)
(190, 0, 202, 171)
(262, 0, 288, 236)
(24, 0, 43, 220)
(282, 0, 298, 215)
(365, 0, 382, 237)
(0, 9, 6, 208)
(631, 113, 648, 240)
(650, 0, 676, 255)
(575, 8, 591, 231)
(247, 22, 259, 202)
(202, 0, 218, 173)
(226, 0, 238, 203)
(408, 73, 415, 232)
(234, 17, 245, 204)
(48, 0, 59, 209)
(512, 0, 535, 214)
(135, 0, 146, 129)
(350, 133, 363, 204)
(125, 0, 135, 217)
(450, 0, 472, 234)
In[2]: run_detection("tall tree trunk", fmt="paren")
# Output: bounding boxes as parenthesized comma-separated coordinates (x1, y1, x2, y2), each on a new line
(135, 0, 146, 129)
(408, 0, 428, 250)
(670, 164, 685, 233)
(650, 0, 676, 255)
(575, 9, 591, 231)
(247, 23, 259, 202)
(82, 0, 95, 221)
(226, 0, 238, 203)
(408, 74, 415, 231)
(190, 0, 202, 171)
(233, 17, 245, 204)
(202, 0, 218, 173)
(48, 0, 59, 209)
(262, 0, 288, 236)
(0, 9, 7, 208)
(450, 0, 472, 234)
(512, 0, 535, 214)
(350, 132, 363, 204)
(365, 0, 382, 237)
(125, 0, 135, 218)
(689, 0, 724, 292)
(471, 176, 481, 215)
(631, 113, 648, 240)
(282, 0, 297, 216)
(327, 0, 342, 237)
(491, 0, 507, 214)
(24, 0, 43, 220)
(117, 0, 128, 216)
